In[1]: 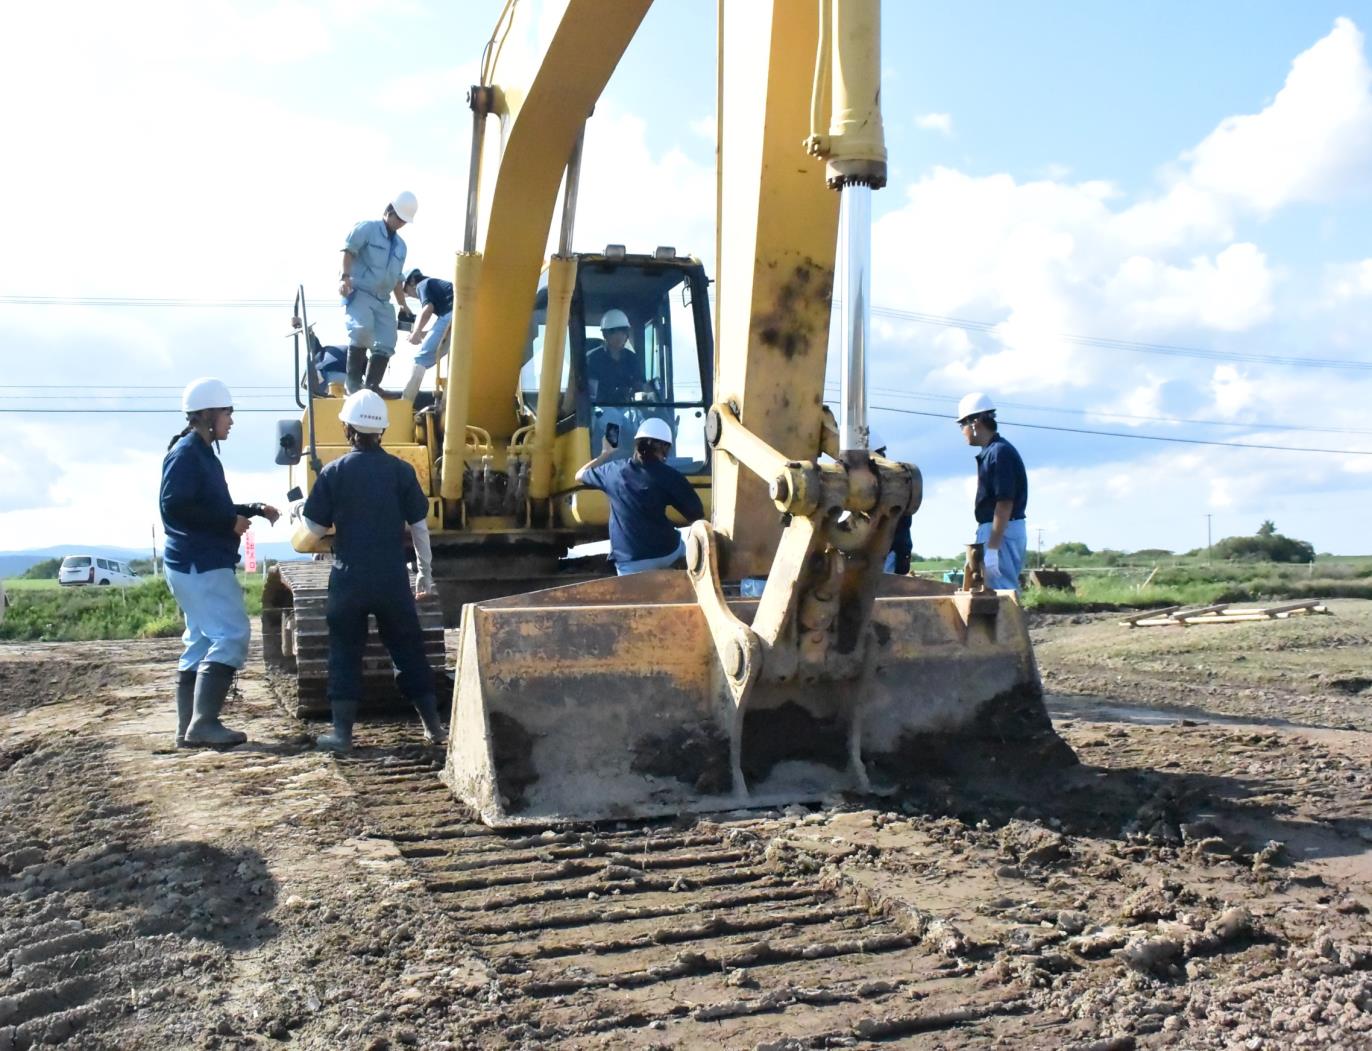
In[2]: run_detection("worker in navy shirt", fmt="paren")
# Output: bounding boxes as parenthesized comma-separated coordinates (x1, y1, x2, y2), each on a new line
(957, 392, 1028, 592)
(160, 377, 279, 748)
(300, 389, 446, 752)
(575, 417, 704, 574)
(586, 308, 647, 403)
(399, 268, 454, 403)
(340, 191, 418, 395)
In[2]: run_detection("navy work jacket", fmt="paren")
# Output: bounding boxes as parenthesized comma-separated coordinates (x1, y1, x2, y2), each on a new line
(160, 433, 250, 572)
(302, 446, 428, 582)
(581, 457, 704, 564)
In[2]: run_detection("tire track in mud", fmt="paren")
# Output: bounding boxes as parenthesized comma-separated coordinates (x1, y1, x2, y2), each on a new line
(0, 734, 278, 1050)
(336, 730, 1026, 1048)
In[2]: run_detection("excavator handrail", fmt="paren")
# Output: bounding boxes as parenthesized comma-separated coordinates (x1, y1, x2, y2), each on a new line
(293, 284, 322, 475)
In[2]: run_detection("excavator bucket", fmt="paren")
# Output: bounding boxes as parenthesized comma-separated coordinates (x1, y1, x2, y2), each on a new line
(443, 572, 1061, 827)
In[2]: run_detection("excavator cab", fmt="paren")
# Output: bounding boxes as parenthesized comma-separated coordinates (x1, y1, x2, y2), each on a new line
(523, 251, 713, 533)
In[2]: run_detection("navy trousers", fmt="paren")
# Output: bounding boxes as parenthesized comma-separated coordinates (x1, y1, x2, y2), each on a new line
(326, 568, 434, 705)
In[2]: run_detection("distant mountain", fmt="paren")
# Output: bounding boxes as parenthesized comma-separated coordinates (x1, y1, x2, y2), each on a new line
(0, 542, 304, 579)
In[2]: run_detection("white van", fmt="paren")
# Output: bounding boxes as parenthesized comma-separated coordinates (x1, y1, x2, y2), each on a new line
(58, 555, 140, 587)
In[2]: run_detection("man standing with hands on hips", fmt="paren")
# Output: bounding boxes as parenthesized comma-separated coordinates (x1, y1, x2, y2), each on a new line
(957, 392, 1028, 592)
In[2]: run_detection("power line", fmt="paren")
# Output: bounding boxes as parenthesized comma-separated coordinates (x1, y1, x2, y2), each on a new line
(0, 296, 281, 308)
(5, 293, 1370, 373)
(870, 304, 1372, 372)
(0, 384, 282, 391)
(871, 404, 1372, 456)
(0, 408, 297, 414)
(864, 386, 1372, 437)
(4, 400, 1368, 455)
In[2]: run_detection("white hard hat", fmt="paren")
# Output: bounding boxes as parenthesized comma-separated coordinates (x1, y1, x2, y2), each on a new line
(634, 418, 673, 445)
(600, 308, 630, 332)
(956, 391, 996, 422)
(339, 389, 389, 433)
(869, 431, 886, 453)
(391, 191, 418, 223)
(182, 377, 233, 412)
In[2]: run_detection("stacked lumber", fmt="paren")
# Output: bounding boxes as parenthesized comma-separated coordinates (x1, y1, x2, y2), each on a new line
(1124, 599, 1330, 628)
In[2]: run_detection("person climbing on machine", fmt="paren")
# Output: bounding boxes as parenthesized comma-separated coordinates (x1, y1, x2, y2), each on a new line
(160, 377, 280, 748)
(575, 417, 704, 575)
(299, 389, 446, 753)
(399, 268, 454, 403)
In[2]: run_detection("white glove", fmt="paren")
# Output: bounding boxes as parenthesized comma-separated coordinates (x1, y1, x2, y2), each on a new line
(415, 573, 436, 599)
(982, 546, 1001, 583)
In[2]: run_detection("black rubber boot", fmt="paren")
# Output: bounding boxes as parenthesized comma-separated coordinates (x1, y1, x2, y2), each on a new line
(363, 354, 393, 397)
(184, 662, 247, 747)
(414, 696, 447, 746)
(317, 699, 358, 754)
(174, 668, 197, 748)
(344, 346, 367, 394)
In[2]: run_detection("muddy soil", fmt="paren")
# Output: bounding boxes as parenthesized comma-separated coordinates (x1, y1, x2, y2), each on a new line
(0, 604, 1367, 1049)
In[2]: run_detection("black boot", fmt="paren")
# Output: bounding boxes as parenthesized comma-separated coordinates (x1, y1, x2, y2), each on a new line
(363, 354, 395, 397)
(174, 668, 197, 748)
(414, 696, 447, 746)
(184, 662, 247, 747)
(345, 346, 367, 394)
(317, 699, 358, 754)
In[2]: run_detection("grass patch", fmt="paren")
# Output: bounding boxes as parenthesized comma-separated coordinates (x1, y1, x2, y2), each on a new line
(1020, 564, 1372, 612)
(1, 574, 265, 642)
(2, 578, 64, 591)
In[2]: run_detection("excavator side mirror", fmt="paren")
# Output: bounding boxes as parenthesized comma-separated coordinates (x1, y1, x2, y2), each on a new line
(275, 420, 303, 466)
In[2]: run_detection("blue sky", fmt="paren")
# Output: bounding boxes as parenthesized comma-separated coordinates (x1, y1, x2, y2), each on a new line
(2, 0, 1370, 558)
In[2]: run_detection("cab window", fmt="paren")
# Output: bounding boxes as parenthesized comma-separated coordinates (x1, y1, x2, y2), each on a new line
(574, 262, 711, 473)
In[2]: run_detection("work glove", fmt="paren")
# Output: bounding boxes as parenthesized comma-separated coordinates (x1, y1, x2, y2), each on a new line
(415, 573, 436, 599)
(982, 546, 1001, 583)
(894, 554, 911, 576)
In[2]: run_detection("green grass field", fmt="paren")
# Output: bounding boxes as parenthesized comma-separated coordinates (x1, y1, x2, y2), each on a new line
(3, 559, 1369, 639)
(1, 574, 266, 642)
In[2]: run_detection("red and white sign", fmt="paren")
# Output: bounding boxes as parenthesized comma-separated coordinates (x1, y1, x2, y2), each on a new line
(244, 530, 257, 573)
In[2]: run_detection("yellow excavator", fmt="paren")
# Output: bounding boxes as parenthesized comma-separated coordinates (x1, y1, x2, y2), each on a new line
(265, 0, 1063, 824)
(431, 0, 1064, 826)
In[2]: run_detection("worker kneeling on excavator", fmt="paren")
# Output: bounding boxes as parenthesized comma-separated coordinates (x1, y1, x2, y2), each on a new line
(575, 417, 704, 574)
(299, 389, 447, 752)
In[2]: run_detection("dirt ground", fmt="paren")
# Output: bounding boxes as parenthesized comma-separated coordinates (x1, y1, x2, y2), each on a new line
(0, 602, 1368, 1049)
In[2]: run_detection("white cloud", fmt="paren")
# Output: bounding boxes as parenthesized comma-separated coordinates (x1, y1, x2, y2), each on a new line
(1105, 243, 1275, 332)
(1323, 258, 1372, 302)
(1184, 17, 1372, 213)
(689, 115, 717, 141)
(1209, 365, 1256, 418)
(915, 112, 953, 135)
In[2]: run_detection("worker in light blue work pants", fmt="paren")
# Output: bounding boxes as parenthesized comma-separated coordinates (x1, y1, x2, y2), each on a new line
(164, 566, 251, 671)
(977, 518, 1027, 593)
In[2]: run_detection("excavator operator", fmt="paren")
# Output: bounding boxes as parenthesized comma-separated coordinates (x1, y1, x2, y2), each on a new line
(585, 307, 646, 402)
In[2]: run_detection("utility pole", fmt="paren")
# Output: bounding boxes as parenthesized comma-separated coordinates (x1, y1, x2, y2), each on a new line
(1205, 513, 1213, 564)
(150, 525, 158, 577)
(1036, 528, 1044, 568)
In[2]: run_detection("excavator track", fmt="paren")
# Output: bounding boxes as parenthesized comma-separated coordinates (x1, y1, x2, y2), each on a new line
(336, 726, 1030, 1047)
(260, 561, 448, 718)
